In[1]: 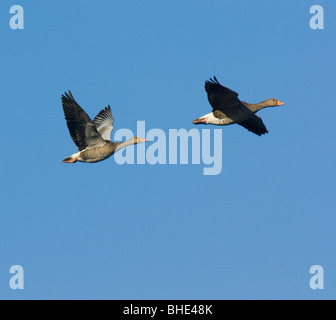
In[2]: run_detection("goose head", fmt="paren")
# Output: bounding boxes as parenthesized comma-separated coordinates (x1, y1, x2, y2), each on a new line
(264, 98, 285, 107)
(133, 136, 148, 144)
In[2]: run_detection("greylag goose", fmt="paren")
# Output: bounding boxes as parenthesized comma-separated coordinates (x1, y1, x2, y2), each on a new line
(61, 91, 147, 163)
(193, 76, 284, 136)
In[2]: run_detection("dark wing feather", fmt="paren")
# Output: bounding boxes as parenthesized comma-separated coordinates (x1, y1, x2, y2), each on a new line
(219, 102, 269, 136)
(238, 116, 268, 136)
(93, 105, 114, 140)
(205, 76, 240, 110)
(61, 91, 105, 151)
(205, 77, 268, 136)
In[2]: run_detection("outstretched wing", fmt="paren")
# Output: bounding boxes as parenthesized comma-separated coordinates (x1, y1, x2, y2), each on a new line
(92, 105, 114, 141)
(238, 115, 268, 136)
(205, 76, 240, 110)
(61, 91, 106, 151)
(205, 77, 268, 136)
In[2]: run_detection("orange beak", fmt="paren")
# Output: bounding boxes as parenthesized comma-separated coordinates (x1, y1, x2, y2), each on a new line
(277, 101, 285, 106)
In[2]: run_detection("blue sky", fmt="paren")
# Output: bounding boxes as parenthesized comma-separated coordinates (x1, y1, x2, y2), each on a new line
(0, 0, 335, 299)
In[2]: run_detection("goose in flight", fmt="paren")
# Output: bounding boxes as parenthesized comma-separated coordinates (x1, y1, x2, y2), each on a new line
(61, 91, 147, 163)
(193, 76, 284, 136)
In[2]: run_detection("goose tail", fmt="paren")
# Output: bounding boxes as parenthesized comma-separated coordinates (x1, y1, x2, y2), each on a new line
(62, 153, 79, 163)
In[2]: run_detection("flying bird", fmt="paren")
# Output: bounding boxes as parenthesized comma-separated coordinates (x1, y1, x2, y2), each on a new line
(61, 91, 147, 163)
(193, 76, 284, 136)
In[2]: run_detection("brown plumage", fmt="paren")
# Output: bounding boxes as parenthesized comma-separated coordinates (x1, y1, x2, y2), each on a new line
(193, 76, 285, 136)
(61, 91, 147, 163)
